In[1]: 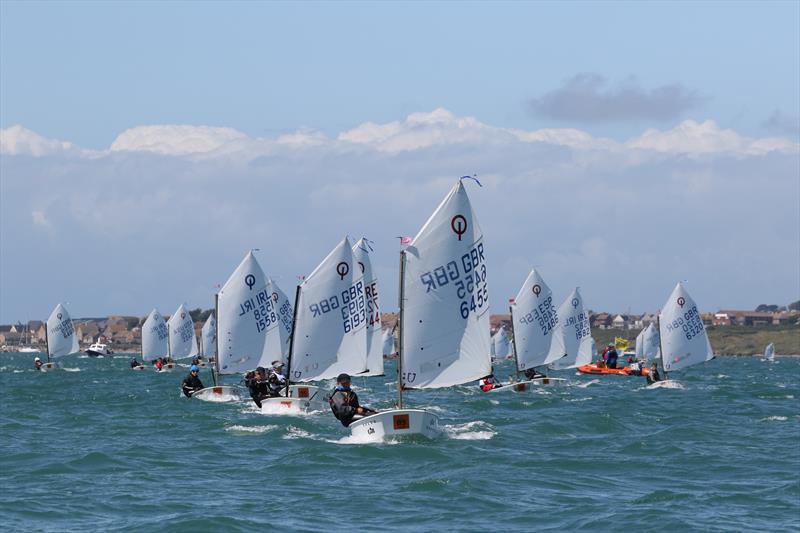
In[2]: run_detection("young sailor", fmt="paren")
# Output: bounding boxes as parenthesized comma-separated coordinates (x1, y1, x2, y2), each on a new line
(246, 367, 271, 408)
(329, 373, 376, 427)
(130, 358, 143, 369)
(646, 361, 662, 385)
(479, 374, 503, 392)
(524, 367, 547, 380)
(34, 357, 44, 371)
(267, 361, 287, 397)
(181, 365, 204, 397)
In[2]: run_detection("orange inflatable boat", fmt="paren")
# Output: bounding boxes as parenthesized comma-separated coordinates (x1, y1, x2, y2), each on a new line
(577, 363, 650, 377)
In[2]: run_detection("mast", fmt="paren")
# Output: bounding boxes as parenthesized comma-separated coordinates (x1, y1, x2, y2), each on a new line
(213, 294, 219, 386)
(509, 303, 519, 378)
(397, 250, 406, 409)
(656, 315, 668, 380)
(284, 284, 302, 397)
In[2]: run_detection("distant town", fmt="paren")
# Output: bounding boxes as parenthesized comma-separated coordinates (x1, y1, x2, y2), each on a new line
(2, 303, 797, 353)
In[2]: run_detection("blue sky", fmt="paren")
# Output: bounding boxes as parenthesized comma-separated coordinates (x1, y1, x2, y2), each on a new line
(1, 1, 798, 323)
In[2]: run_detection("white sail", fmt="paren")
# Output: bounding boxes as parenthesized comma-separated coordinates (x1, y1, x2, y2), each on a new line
(576, 335, 595, 368)
(256, 278, 294, 368)
(642, 322, 661, 362)
(635, 329, 645, 360)
(510, 269, 561, 371)
(217, 251, 270, 374)
(764, 342, 775, 361)
(548, 288, 592, 370)
(142, 308, 169, 361)
(290, 237, 368, 381)
(382, 328, 396, 356)
(46, 303, 79, 359)
(401, 180, 491, 389)
(200, 312, 216, 359)
(491, 326, 512, 360)
(353, 238, 385, 376)
(658, 282, 714, 372)
(167, 304, 199, 360)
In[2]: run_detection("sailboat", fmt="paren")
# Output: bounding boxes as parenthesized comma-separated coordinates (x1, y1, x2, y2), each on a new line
(382, 327, 397, 358)
(548, 288, 594, 372)
(349, 178, 490, 440)
(253, 278, 294, 369)
(40, 303, 80, 371)
(198, 312, 216, 367)
(352, 238, 385, 376)
(261, 237, 367, 412)
(141, 309, 169, 370)
(496, 269, 567, 390)
(193, 251, 268, 402)
(167, 304, 199, 365)
(490, 325, 512, 362)
(653, 282, 714, 385)
(763, 342, 775, 362)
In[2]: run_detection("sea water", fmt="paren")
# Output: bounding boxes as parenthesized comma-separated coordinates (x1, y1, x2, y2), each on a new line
(0, 354, 797, 532)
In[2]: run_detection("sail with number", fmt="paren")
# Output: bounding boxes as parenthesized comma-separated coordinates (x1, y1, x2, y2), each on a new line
(217, 251, 270, 374)
(764, 342, 775, 361)
(254, 278, 294, 368)
(491, 326, 512, 361)
(353, 238, 385, 376)
(510, 269, 562, 371)
(658, 282, 714, 372)
(167, 304, 199, 360)
(401, 180, 491, 389)
(200, 312, 216, 359)
(290, 237, 368, 381)
(642, 322, 661, 362)
(548, 288, 592, 370)
(142, 308, 169, 361)
(46, 303, 79, 359)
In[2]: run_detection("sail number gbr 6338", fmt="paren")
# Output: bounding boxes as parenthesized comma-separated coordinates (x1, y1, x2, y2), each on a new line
(419, 241, 488, 320)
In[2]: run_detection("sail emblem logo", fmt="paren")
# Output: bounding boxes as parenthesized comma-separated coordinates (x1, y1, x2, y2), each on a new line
(336, 262, 349, 280)
(571, 298, 579, 308)
(357, 261, 365, 274)
(451, 215, 467, 240)
(532, 284, 542, 297)
(677, 297, 686, 308)
(272, 292, 279, 302)
(57, 313, 62, 319)
(244, 274, 256, 290)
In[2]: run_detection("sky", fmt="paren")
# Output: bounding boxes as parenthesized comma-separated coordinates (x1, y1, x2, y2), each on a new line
(1, 1, 799, 323)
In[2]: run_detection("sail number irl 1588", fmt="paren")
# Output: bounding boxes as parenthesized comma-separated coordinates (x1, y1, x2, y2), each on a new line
(419, 241, 489, 320)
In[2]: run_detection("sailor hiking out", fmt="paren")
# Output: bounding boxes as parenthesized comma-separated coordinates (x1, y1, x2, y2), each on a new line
(181, 365, 204, 397)
(329, 373, 377, 427)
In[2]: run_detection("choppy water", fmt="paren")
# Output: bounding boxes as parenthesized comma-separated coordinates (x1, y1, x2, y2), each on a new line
(1, 353, 798, 532)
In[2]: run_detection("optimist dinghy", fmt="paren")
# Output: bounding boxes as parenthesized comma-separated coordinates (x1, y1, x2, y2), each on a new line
(763, 342, 775, 362)
(40, 303, 80, 371)
(141, 309, 169, 370)
(546, 289, 594, 374)
(349, 177, 491, 441)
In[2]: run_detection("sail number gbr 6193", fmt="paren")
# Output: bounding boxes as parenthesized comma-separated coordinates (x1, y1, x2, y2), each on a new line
(419, 241, 488, 320)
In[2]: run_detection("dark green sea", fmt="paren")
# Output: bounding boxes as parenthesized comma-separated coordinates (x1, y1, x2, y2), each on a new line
(1, 353, 798, 532)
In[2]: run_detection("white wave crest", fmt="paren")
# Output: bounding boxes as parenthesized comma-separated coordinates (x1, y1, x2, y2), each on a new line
(62, 367, 81, 372)
(443, 420, 496, 441)
(576, 379, 600, 388)
(282, 426, 314, 440)
(646, 380, 684, 390)
(226, 424, 278, 434)
(760, 416, 788, 422)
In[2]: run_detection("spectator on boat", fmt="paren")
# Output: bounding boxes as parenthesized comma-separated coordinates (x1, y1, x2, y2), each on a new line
(267, 361, 287, 397)
(606, 346, 619, 369)
(34, 357, 43, 371)
(247, 367, 271, 408)
(646, 362, 662, 384)
(479, 374, 502, 392)
(524, 368, 546, 380)
(181, 365, 204, 397)
(329, 373, 376, 427)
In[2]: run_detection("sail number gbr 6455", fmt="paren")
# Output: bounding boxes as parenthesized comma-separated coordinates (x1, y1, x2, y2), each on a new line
(419, 241, 488, 320)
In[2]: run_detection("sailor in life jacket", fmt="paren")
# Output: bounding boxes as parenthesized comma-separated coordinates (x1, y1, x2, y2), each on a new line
(329, 373, 377, 427)
(479, 374, 502, 392)
(267, 360, 287, 397)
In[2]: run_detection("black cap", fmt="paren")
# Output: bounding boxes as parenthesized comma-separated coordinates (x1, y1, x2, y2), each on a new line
(336, 373, 351, 383)
(256, 366, 266, 374)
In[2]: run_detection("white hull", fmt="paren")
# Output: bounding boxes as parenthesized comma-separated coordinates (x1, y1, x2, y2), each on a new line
(259, 385, 327, 413)
(192, 385, 245, 402)
(487, 377, 567, 393)
(348, 409, 440, 441)
(39, 362, 56, 372)
(132, 365, 147, 371)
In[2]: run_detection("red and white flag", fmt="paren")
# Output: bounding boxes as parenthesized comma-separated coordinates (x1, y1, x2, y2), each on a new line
(397, 236, 412, 246)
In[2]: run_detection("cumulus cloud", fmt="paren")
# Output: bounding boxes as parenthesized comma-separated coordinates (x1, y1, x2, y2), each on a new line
(0, 125, 78, 156)
(0, 109, 797, 322)
(762, 110, 800, 137)
(529, 73, 704, 123)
